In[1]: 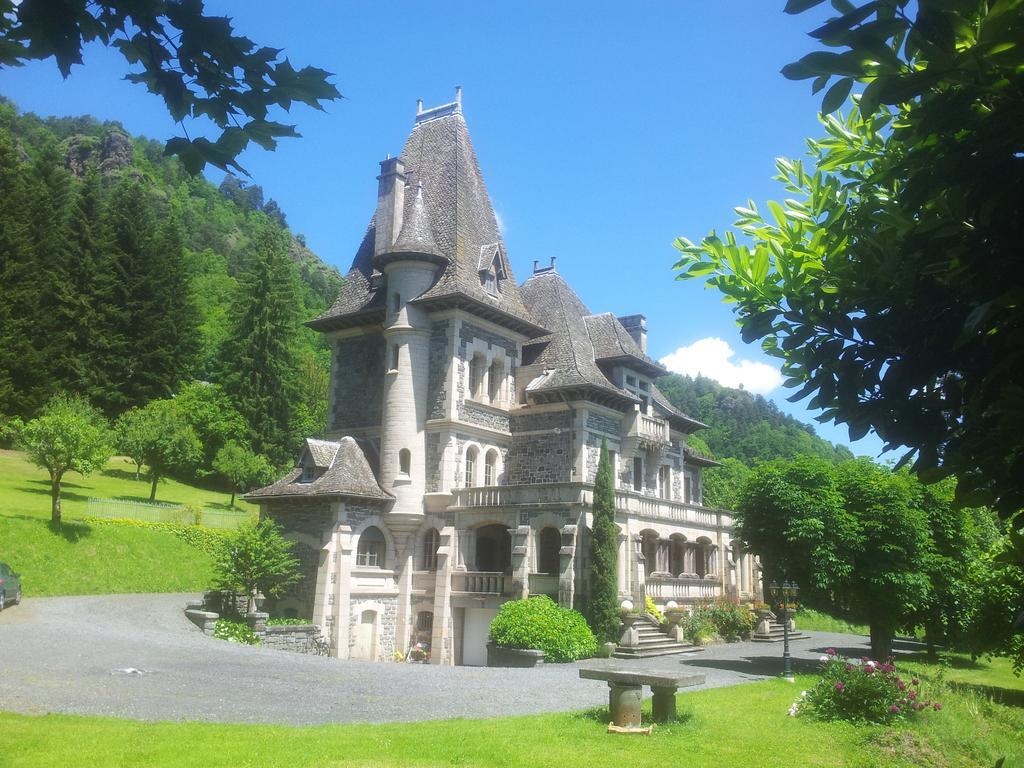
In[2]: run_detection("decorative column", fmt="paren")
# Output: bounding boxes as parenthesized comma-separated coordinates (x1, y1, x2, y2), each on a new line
(558, 524, 577, 608)
(632, 535, 646, 606)
(511, 525, 531, 599)
(331, 523, 355, 659)
(391, 528, 417, 656)
(430, 526, 456, 665)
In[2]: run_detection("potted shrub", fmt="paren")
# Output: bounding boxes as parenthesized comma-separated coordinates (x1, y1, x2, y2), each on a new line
(488, 595, 598, 666)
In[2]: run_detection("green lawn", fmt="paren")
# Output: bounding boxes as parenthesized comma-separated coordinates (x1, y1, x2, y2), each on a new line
(796, 607, 870, 635)
(3, 661, 1021, 768)
(0, 449, 254, 596)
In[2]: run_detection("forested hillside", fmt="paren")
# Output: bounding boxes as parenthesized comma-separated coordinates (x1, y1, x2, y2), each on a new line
(658, 373, 854, 508)
(0, 98, 342, 466)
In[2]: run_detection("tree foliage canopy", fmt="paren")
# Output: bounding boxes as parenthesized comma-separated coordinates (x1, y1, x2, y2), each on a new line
(675, 1, 1024, 533)
(213, 518, 301, 611)
(0, 0, 342, 173)
(586, 438, 620, 643)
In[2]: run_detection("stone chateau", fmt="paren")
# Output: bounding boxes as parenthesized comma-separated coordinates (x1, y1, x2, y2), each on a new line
(248, 89, 760, 665)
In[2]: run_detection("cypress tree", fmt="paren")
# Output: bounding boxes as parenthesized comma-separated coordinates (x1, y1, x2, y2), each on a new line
(220, 218, 301, 465)
(587, 437, 621, 643)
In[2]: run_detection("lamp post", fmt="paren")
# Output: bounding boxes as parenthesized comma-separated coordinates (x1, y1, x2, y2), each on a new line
(770, 579, 799, 682)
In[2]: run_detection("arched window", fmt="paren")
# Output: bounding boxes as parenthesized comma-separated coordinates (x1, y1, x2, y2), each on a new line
(484, 449, 498, 486)
(669, 534, 687, 577)
(488, 358, 504, 404)
(695, 538, 711, 578)
(475, 524, 512, 572)
(399, 448, 411, 476)
(464, 446, 478, 487)
(469, 353, 486, 399)
(421, 527, 440, 571)
(357, 526, 386, 568)
(640, 530, 659, 573)
(415, 610, 434, 641)
(538, 527, 561, 576)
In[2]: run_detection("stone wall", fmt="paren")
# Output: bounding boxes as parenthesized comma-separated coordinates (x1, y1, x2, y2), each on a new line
(460, 401, 510, 432)
(330, 335, 385, 431)
(584, 431, 622, 484)
(260, 500, 333, 620)
(349, 596, 399, 660)
(425, 432, 443, 492)
(262, 624, 321, 654)
(427, 321, 452, 420)
(505, 431, 571, 484)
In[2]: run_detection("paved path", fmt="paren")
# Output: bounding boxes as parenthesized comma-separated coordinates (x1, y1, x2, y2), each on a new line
(0, 594, 905, 725)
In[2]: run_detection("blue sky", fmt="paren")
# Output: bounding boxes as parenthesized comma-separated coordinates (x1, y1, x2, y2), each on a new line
(0, 1, 886, 457)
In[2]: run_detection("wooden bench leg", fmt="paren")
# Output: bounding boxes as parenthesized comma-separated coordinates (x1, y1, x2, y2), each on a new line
(607, 682, 643, 727)
(651, 686, 677, 723)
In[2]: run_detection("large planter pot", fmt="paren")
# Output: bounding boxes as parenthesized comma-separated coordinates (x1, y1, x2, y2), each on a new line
(618, 613, 642, 648)
(664, 608, 687, 643)
(486, 643, 546, 668)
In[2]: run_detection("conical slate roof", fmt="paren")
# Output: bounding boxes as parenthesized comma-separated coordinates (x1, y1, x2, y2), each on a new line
(387, 182, 443, 259)
(310, 96, 545, 336)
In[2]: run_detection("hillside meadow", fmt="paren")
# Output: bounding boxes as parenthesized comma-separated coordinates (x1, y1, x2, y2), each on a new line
(0, 450, 254, 596)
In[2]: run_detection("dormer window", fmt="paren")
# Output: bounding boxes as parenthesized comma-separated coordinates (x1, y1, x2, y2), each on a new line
(478, 243, 507, 296)
(300, 464, 315, 483)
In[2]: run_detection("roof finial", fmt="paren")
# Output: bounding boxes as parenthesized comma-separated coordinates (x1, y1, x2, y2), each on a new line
(416, 98, 423, 115)
(455, 85, 463, 111)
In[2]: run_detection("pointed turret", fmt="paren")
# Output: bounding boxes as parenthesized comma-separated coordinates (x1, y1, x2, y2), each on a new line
(377, 182, 445, 268)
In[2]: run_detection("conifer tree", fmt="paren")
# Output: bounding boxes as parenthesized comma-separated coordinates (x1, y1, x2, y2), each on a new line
(220, 218, 301, 464)
(587, 437, 621, 643)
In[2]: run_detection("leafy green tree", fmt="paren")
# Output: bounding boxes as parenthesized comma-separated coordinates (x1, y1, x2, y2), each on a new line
(117, 399, 202, 501)
(674, 1, 1024, 540)
(18, 393, 113, 527)
(963, 536, 1024, 675)
(587, 438, 620, 643)
(737, 456, 932, 659)
(702, 457, 751, 511)
(213, 518, 301, 613)
(0, 1, 341, 173)
(173, 381, 247, 474)
(213, 441, 275, 508)
(220, 219, 301, 464)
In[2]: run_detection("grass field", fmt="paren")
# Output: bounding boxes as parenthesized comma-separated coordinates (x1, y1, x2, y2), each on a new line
(796, 607, 870, 635)
(3, 657, 1021, 768)
(0, 450, 254, 596)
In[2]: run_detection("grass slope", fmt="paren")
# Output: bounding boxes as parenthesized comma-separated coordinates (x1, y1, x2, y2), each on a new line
(0, 450, 253, 596)
(2, 663, 1021, 768)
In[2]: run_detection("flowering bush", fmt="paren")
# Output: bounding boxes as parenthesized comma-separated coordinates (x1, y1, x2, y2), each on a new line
(682, 605, 718, 645)
(707, 598, 756, 641)
(214, 619, 259, 645)
(644, 594, 665, 624)
(791, 649, 941, 723)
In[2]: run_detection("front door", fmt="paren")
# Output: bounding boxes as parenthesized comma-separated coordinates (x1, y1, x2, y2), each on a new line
(462, 608, 498, 666)
(351, 609, 378, 661)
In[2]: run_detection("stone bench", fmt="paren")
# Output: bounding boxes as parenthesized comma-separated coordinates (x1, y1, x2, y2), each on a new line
(579, 666, 705, 726)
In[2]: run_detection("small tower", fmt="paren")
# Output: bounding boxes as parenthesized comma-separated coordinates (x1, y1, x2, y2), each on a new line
(376, 181, 446, 519)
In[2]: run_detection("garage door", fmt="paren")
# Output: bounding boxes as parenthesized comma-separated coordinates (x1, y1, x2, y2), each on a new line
(462, 608, 498, 666)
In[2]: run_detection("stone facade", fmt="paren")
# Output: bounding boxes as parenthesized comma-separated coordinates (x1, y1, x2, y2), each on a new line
(249, 93, 757, 669)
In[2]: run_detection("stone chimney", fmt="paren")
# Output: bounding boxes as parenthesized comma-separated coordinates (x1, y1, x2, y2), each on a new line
(617, 314, 647, 353)
(374, 157, 407, 255)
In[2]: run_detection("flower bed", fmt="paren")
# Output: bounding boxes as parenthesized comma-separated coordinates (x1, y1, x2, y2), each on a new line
(790, 648, 941, 723)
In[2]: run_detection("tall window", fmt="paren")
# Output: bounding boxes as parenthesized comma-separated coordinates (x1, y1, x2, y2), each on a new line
(357, 526, 386, 568)
(421, 528, 440, 571)
(608, 450, 617, 488)
(488, 359, 504, 404)
(684, 473, 693, 503)
(464, 446, 478, 487)
(484, 449, 498, 486)
(538, 527, 561, 576)
(399, 448, 411, 476)
(658, 465, 670, 499)
(469, 353, 486, 399)
(633, 456, 643, 492)
(392, 292, 401, 313)
(391, 345, 400, 371)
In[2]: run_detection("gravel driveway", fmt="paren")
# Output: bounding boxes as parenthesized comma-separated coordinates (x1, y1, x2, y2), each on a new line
(0, 594, 892, 725)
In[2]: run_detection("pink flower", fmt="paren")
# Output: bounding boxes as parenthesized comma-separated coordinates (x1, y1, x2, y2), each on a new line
(864, 659, 876, 668)
(826, 648, 836, 656)
(912, 677, 920, 685)
(889, 705, 900, 713)
(908, 690, 917, 700)
(897, 680, 906, 690)
(834, 681, 845, 691)
(934, 702, 942, 711)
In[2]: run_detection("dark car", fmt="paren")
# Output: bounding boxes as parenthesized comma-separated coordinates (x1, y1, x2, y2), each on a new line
(0, 562, 22, 611)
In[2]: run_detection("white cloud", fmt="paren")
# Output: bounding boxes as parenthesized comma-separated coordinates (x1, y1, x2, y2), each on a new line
(659, 337, 783, 394)
(493, 209, 505, 235)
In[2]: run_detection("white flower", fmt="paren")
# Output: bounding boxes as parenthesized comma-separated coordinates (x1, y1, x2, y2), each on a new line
(819, 655, 830, 662)
(787, 703, 799, 717)
(865, 660, 876, 668)
(801, 690, 808, 698)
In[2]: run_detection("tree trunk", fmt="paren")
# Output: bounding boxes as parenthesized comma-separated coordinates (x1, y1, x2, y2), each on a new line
(230, 491, 236, 509)
(149, 474, 158, 502)
(869, 620, 893, 661)
(134, 462, 142, 481)
(924, 621, 938, 661)
(50, 473, 62, 529)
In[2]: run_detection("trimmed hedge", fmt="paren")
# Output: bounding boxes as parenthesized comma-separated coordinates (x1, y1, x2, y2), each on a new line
(489, 595, 597, 662)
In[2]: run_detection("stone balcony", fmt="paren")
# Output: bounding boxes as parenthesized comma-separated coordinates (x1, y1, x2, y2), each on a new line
(450, 483, 731, 531)
(645, 574, 719, 603)
(626, 412, 670, 449)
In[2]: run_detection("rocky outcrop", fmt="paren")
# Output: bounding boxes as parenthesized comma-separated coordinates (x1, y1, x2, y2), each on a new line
(63, 128, 133, 177)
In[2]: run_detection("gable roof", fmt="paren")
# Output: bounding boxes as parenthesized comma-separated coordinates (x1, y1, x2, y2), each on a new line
(520, 269, 705, 431)
(309, 98, 546, 337)
(246, 436, 391, 502)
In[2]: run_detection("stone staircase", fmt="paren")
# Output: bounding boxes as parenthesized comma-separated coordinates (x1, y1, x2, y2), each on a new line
(751, 618, 809, 643)
(613, 615, 702, 659)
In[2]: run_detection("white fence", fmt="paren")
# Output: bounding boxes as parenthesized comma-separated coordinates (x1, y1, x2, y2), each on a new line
(86, 498, 248, 530)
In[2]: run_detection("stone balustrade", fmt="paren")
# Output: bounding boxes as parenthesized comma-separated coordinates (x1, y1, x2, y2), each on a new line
(645, 575, 718, 602)
(451, 571, 509, 595)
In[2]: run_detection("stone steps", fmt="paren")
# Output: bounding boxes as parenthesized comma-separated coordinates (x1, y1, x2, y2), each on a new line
(751, 621, 809, 643)
(613, 616, 702, 659)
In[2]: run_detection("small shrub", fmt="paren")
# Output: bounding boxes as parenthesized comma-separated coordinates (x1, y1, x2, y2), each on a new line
(214, 619, 259, 645)
(84, 516, 228, 554)
(267, 617, 313, 626)
(793, 649, 942, 723)
(707, 598, 756, 641)
(489, 595, 598, 662)
(181, 504, 204, 526)
(682, 605, 718, 645)
(644, 594, 665, 624)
